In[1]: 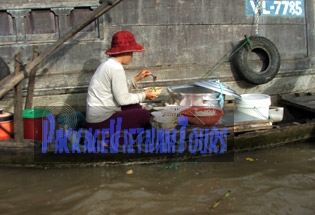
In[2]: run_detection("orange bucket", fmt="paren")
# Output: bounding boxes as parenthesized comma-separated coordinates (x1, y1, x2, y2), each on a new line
(0, 109, 14, 140)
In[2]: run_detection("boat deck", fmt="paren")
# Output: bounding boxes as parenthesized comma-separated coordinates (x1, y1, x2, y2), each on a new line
(281, 94, 315, 113)
(217, 108, 273, 133)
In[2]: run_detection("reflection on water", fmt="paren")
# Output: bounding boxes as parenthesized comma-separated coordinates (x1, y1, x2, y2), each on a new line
(0, 142, 315, 215)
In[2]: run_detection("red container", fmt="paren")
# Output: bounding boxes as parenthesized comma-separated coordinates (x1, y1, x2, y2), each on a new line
(23, 109, 50, 141)
(180, 107, 224, 126)
(0, 109, 14, 140)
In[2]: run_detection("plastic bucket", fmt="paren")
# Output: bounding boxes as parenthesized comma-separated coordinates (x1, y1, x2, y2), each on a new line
(235, 94, 271, 119)
(23, 109, 50, 141)
(0, 109, 14, 140)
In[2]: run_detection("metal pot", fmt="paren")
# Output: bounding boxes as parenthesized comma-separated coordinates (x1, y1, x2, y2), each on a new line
(167, 85, 224, 108)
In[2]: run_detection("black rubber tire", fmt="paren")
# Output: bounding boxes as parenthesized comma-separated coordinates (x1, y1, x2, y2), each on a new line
(0, 57, 10, 81)
(232, 36, 281, 85)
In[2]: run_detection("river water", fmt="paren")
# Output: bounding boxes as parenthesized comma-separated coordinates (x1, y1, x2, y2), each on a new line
(0, 142, 314, 215)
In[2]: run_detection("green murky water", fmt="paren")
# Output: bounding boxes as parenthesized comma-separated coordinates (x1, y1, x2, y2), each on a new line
(0, 142, 314, 215)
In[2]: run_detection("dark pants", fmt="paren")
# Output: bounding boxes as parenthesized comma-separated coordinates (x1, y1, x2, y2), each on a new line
(86, 104, 151, 134)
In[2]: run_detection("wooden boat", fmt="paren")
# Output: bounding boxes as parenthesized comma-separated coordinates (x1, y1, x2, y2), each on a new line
(0, 0, 314, 166)
(0, 92, 314, 167)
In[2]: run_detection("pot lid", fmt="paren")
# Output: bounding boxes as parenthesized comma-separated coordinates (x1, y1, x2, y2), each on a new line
(167, 85, 216, 94)
(194, 80, 241, 99)
(0, 108, 14, 122)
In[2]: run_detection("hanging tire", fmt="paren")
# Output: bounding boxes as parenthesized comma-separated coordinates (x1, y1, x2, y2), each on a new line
(232, 36, 281, 85)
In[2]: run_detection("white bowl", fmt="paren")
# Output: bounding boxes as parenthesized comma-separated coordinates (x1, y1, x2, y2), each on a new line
(140, 103, 155, 110)
(158, 120, 178, 129)
(151, 111, 177, 123)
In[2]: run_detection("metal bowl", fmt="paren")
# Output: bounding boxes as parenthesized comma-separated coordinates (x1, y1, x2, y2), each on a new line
(167, 85, 224, 108)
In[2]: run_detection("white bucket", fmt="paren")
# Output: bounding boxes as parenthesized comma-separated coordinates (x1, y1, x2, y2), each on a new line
(235, 94, 271, 119)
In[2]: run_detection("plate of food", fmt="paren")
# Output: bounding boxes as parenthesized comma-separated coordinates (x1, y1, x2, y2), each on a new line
(144, 87, 163, 97)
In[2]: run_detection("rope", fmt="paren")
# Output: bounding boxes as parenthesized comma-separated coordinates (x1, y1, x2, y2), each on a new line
(202, 36, 252, 79)
(205, 79, 225, 108)
(14, 56, 28, 77)
(202, 0, 262, 79)
(159, 140, 181, 170)
(160, 139, 203, 170)
(253, 0, 262, 36)
(217, 81, 224, 108)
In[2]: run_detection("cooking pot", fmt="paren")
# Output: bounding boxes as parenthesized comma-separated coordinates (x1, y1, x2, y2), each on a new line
(167, 85, 224, 108)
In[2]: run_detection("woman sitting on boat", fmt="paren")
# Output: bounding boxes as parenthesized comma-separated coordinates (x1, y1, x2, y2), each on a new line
(85, 30, 158, 137)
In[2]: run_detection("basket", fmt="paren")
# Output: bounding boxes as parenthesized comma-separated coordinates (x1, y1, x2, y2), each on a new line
(180, 107, 224, 126)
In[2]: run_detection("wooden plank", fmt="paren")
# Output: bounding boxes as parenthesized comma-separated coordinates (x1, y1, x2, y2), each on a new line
(218, 109, 273, 132)
(25, 46, 40, 109)
(233, 121, 315, 151)
(0, 0, 124, 99)
(0, 74, 14, 90)
(232, 121, 273, 133)
(281, 95, 315, 113)
(13, 52, 23, 142)
(215, 121, 272, 133)
(184, 120, 273, 134)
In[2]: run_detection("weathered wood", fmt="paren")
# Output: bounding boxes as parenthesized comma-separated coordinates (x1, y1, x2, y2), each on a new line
(187, 120, 273, 135)
(0, 120, 314, 167)
(0, 0, 124, 99)
(217, 108, 274, 133)
(0, 74, 14, 89)
(281, 95, 315, 113)
(232, 121, 273, 133)
(233, 121, 315, 151)
(13, 51, 23, 142)
(25, 46, 40, 109)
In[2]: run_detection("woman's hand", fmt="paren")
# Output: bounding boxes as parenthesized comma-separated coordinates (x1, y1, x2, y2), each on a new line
(144, 88, 158, 100)
(134, 69, 152, 82)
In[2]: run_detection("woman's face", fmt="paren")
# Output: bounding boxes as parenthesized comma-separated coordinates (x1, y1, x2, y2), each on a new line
(121, 52, 133, 65)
